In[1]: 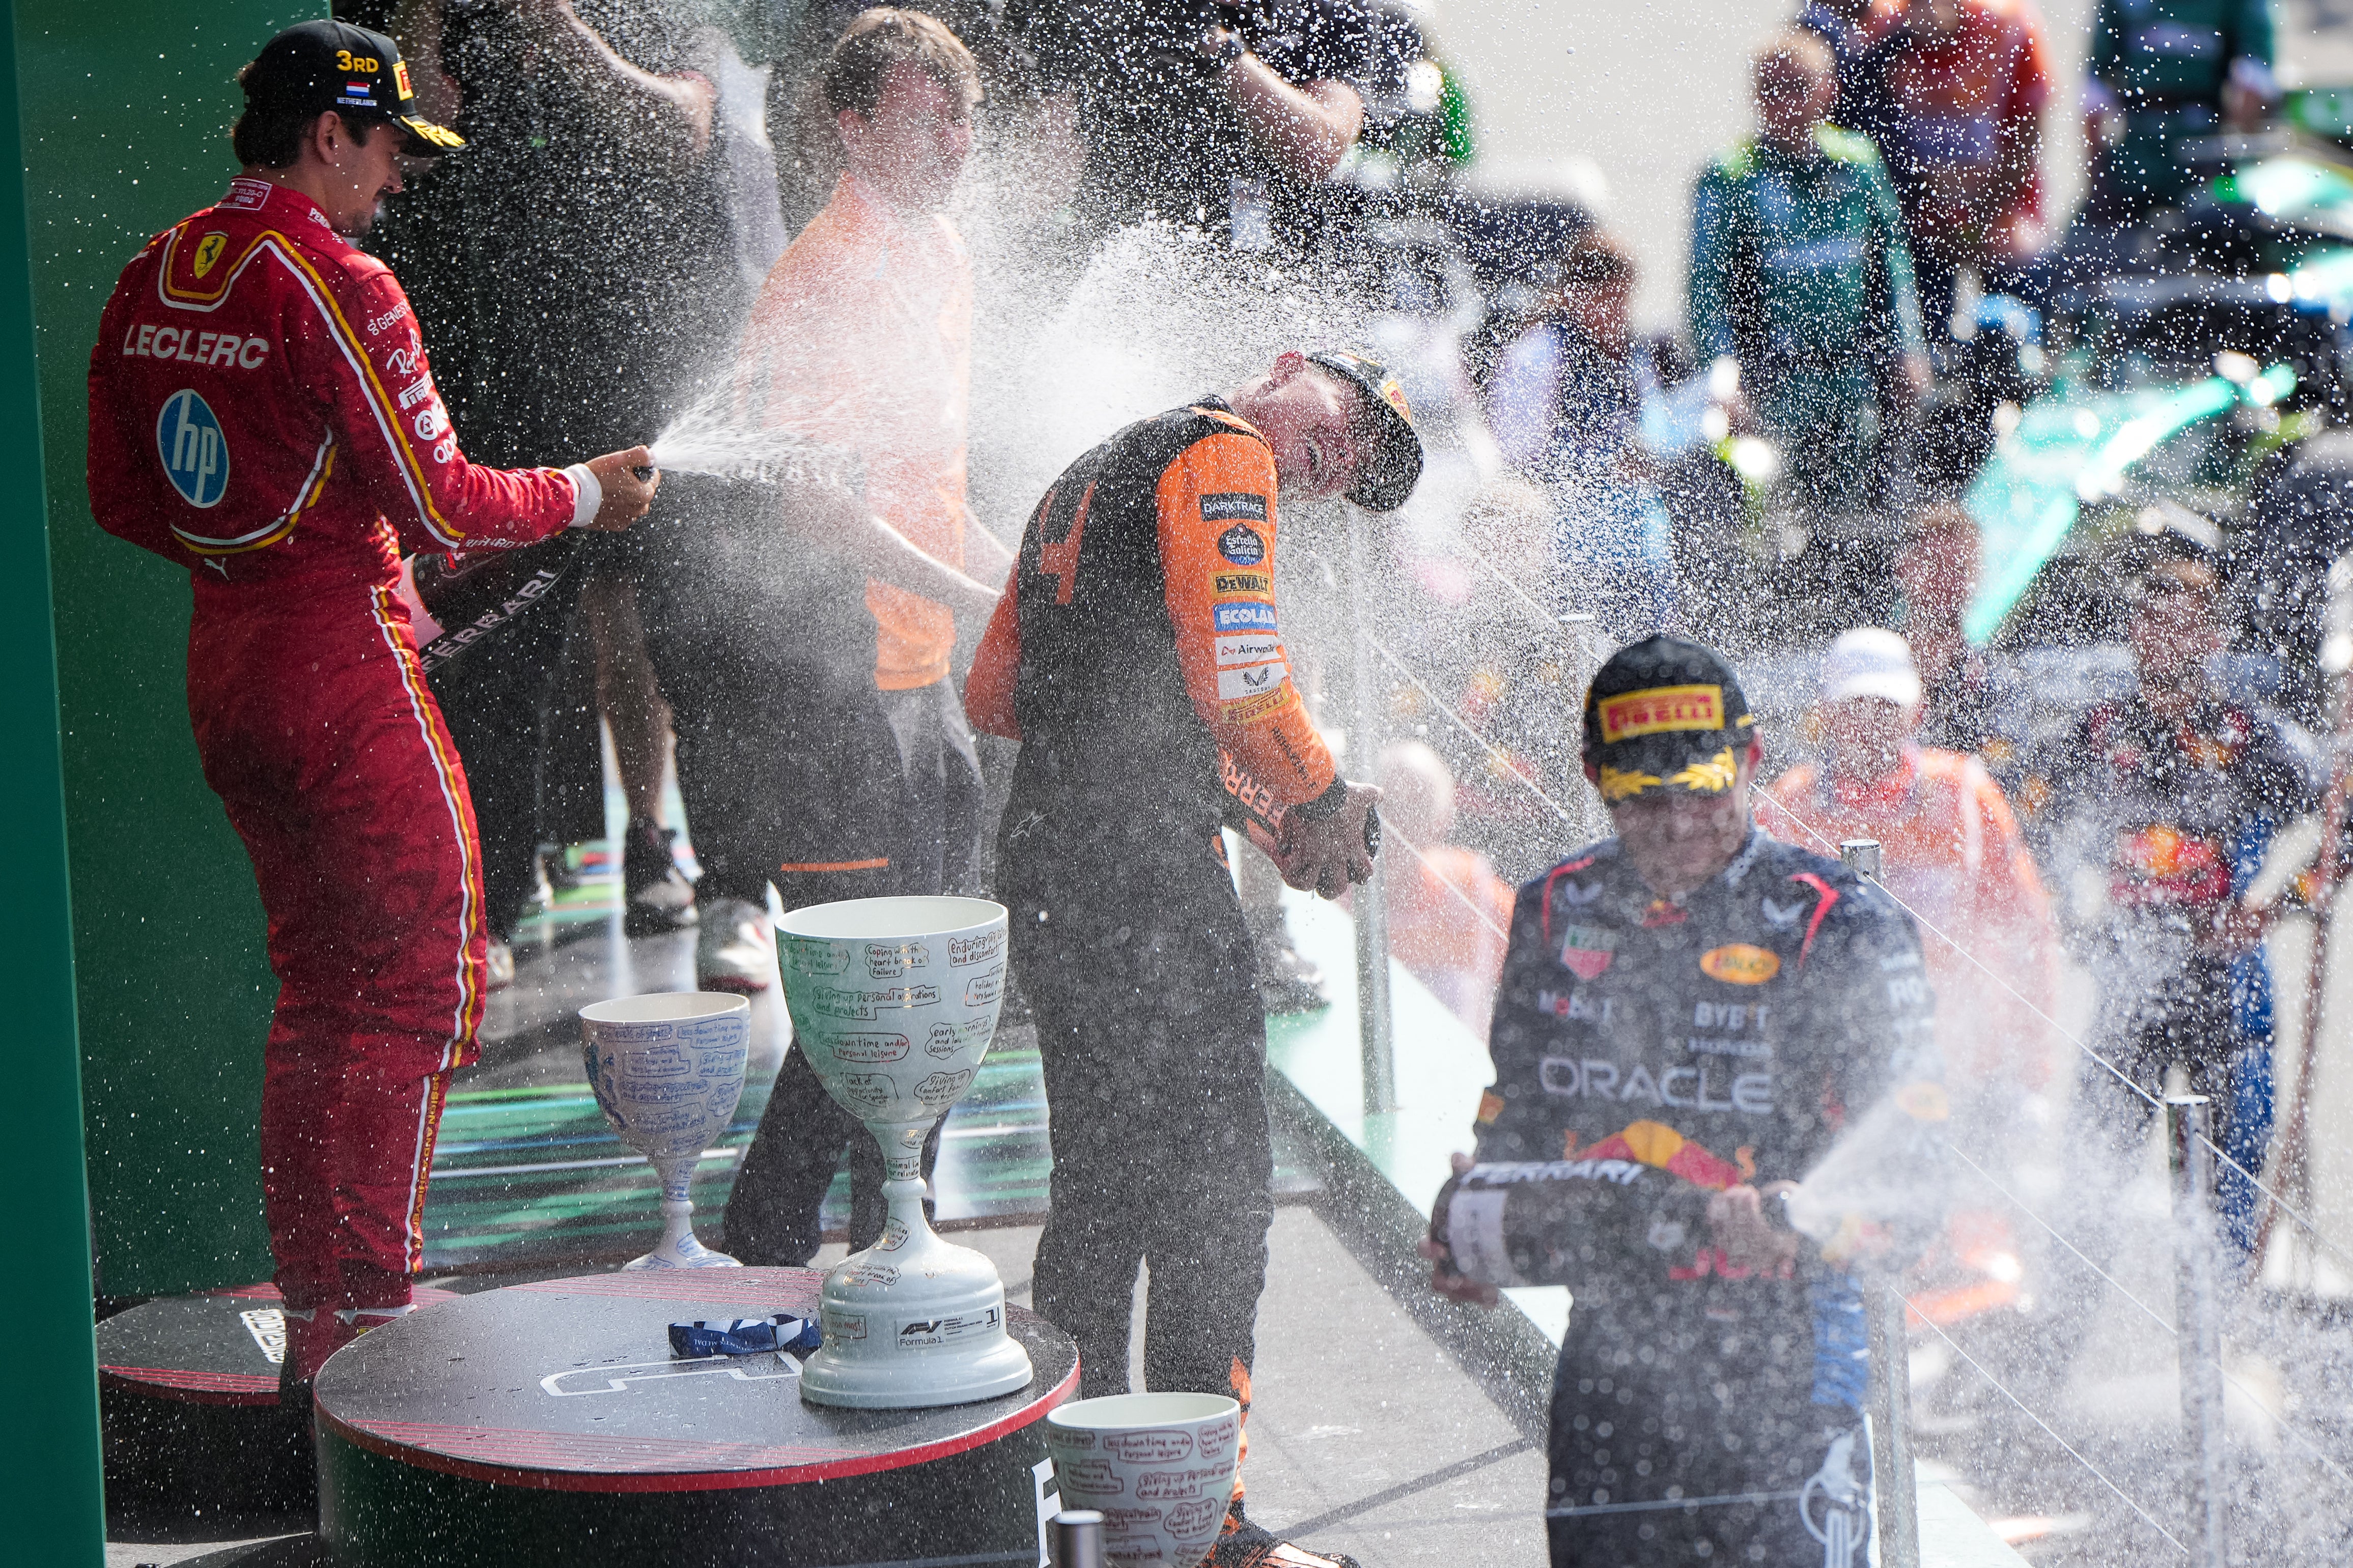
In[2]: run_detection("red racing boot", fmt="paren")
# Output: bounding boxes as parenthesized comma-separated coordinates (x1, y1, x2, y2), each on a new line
(1201, 1499, 1362, 1568)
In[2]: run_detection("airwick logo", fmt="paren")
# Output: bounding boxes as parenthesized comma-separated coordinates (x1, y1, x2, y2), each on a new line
(893, 1306, 1000, 1349)
(156, 389, 229, 508)
(828, 1033, 909, 1064)
(1103, 1429, 1192, 1463)
(948, 929, 1004, 966)
(927, 1017, 992, 1057)
(1598, 683, 1724, 743)
(1215, 634, 1281, 666)
(785, 938, 851, 976)
(809, 983, 940, 1019)
(1701, 944, 1781, 985)
(1199, 491, 1268, 523)
(863, 940, 930, 978)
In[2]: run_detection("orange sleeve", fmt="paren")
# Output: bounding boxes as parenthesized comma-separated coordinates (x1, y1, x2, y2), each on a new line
(1154, 431, 1337, 831)
(963, 560, 1022, 740)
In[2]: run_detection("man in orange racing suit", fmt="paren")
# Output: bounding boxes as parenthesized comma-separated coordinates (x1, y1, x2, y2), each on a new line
(84, 20, 657, 1387)
(965, 350, 1419, 1568)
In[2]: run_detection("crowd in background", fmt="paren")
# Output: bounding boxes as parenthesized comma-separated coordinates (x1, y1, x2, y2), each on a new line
(330, 0, 2324, 1276)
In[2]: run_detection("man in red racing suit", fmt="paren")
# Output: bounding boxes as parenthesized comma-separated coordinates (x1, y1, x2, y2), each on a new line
(965, 349, 1418, 1568)
(83, 20, 655, 1383)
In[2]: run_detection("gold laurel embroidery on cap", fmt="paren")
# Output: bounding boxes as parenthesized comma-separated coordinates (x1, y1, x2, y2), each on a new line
(1598, 764, 1664, 802)
(1670, 749, 1737, 793)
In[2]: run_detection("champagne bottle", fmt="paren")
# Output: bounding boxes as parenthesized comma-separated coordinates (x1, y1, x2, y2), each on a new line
(1427, 1156, 1718, 1289)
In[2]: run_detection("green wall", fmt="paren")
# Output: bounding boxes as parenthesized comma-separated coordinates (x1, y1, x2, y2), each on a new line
(21, 1, 319, 1296)
(1, 0, 104, 1553)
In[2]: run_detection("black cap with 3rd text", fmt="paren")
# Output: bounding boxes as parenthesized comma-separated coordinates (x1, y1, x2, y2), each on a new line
(242, 21, 465, 157)
(1307, 349, 1425, 512)
(1581, 635, 1756, 804)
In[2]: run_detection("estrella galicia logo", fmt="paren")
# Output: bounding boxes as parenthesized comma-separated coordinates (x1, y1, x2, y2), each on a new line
(1200, 491, 1268, 523)
(1218, 525, 1266, 566)
(156, 389, 229, 508)
(1214, 601, 1277, 633)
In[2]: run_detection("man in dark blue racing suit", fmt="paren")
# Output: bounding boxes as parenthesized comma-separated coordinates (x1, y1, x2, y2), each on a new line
(1431, 635, 1947, 1567)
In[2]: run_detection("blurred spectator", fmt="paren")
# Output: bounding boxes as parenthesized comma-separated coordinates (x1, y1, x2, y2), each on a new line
(2083, 0, 2276, 219)
(381, 0, 736, 972)
(1860, 0, 2053, 340)
(1689, 32, 1927, 582)
(1391, 477, 1598, 883)
(1010, 0, 1395, 260)
(1762, 628, 2061, 1100)
(1796, 0, 1891, 136)
(2042, 528, 2312, 1256)
(1481, 230, 1681, 641)
(701, 10, 1011, 1267)
(1378, 740, 1515, 1033)
(1895, 502, 2001, 757)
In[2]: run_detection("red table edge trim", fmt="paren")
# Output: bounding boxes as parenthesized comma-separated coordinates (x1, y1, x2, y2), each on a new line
(99, 1366, 279, 1408)
(314, 1359, 1079, 1494)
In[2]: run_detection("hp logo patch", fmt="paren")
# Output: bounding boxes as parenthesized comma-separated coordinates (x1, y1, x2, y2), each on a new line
(156, 389, 229, 508)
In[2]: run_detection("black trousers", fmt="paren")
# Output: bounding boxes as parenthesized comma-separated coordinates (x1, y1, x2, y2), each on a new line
(429, 557, 587, 943)
(1548, 1282, 1870, 1567)
(1001, 799, 1273, 1403)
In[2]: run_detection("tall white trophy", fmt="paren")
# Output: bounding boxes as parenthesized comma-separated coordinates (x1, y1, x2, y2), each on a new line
(774, 895, 1034, 1408)
(580, 991, 751, 1269)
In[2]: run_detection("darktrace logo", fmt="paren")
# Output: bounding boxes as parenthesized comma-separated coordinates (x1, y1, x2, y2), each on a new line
(1200, 491, 1268, 523)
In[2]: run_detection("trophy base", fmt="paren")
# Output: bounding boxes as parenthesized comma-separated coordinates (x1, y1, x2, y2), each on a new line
(800, 1221, 1034, 1409)
(622, 1224, 741, 1271)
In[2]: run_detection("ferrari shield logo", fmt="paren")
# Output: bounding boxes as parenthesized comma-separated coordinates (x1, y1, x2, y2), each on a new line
(192, 232, 228, 278)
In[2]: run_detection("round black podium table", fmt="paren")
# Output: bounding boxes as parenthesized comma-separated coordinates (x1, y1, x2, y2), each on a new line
(314, 1268, 1079, 1568)
(98, 1281, 460, 1515)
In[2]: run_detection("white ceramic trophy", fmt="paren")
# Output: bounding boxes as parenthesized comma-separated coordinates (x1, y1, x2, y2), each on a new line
(1044, 1393, 1244, 1567)
(581, 991, 751, 1269)
(774, 895, 1033, 1408)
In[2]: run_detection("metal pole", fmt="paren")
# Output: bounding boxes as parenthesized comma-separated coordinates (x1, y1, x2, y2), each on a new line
(1346, 503, 1396, 1115)
(1839, 838, 1883, 880)
(2167, 1094, 2230, 1568)
(1049, 1509, 1105, 1568)
(1865, 1282, 1921, 1568)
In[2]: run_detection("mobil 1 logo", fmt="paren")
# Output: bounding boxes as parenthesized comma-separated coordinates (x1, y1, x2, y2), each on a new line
(157, 388, 229, 507)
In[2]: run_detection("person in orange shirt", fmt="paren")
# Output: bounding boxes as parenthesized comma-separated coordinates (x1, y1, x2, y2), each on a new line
(702, 9, 1013, 1268)
(1761, 628, 2062, 1106)
(1378, 740, 1515, 1035)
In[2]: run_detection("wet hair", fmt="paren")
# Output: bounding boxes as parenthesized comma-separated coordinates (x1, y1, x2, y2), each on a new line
(1753, 31, 1835, 91)
(231, 73, 387, 170)
(822, 9, 982, 120)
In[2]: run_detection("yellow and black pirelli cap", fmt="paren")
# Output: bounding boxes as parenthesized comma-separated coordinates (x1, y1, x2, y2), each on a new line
(1308, 349, 1424, 512)
(1581, 635, 1758, 803)
(242, 20, 465, 157)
